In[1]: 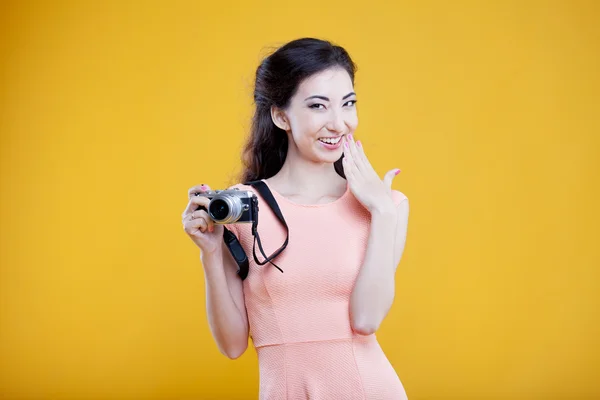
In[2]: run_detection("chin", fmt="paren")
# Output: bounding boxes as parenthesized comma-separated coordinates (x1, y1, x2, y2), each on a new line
(312, 140, 344, 161)
(317, 150, 343, 164)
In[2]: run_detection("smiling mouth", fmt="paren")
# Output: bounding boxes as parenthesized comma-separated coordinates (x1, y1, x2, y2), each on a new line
(317, 136, 343, 145)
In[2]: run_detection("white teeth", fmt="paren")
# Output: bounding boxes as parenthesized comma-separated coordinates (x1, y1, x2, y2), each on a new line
(319, 137, 341, 145)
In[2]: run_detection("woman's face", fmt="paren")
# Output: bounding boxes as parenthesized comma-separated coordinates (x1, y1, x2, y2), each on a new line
(272, 67, 358, 164)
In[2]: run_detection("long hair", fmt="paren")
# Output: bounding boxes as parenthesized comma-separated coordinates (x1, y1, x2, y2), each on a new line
(240, 38, 357, 183)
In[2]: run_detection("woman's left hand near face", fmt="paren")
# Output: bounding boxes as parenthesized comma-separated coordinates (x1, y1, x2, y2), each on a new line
(342, 134, 400, 215)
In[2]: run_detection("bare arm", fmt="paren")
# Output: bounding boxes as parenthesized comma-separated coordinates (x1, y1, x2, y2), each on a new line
(350, 198, 410, 335)
(201, 242, 249, 359)
(340, 134, 410, 335)
(183, 184, 249, 359)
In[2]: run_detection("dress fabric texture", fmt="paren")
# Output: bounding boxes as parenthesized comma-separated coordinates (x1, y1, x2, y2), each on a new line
(226, 180, 409, 400)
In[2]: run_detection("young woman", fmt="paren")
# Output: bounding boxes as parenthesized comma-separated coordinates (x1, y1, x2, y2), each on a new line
(183, 38, 410, 399)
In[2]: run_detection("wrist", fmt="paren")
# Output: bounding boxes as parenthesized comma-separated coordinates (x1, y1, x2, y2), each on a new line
(369, 200, 396, 217)
(200, 244, 224, 265)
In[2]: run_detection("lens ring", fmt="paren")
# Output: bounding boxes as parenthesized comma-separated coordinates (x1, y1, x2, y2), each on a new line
(209, 194, 244, 224)
(208, 199, 230, 222)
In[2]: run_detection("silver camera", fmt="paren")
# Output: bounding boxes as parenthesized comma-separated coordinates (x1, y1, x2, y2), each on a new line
(195, 188, 258, 224)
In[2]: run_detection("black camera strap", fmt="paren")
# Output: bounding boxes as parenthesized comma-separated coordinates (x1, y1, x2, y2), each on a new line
(222, 228, 250, 279)
(222, 180, 289, 280)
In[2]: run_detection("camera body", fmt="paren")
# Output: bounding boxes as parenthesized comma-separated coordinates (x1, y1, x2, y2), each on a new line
(195, 188, 258, 224)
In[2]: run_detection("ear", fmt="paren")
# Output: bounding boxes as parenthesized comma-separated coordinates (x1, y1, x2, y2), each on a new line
(270, 106, 290, 131)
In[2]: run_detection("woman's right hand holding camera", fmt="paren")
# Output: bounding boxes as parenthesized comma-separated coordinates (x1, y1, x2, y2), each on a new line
(182, 184, 224, 255)
(183, 184, 250, 359)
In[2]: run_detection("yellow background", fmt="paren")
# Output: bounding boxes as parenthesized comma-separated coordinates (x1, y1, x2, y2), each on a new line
(1, 1, 599, 399)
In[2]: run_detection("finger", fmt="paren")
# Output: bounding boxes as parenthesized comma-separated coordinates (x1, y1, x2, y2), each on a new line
(346, 134, 357, 158)
(383, 168, 401, 188)
(188, 184, 211, 199)
(342, 155, 356, 183)
(343, 135, 355, 165)
(182, 195, 211, 217)
(184, 215, 208, 234)
(355, 139, 380, 180)
(355, 140, 372, 168)
(182, 211, 194, 223)
(184, 216, 207, 232)
(344, 136, 363, 181)
(194, 208, 215, 233)
(347, 134, 366, 172)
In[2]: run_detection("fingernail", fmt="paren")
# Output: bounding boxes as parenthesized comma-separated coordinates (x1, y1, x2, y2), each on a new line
(344, 142, 349, 148)
(395, 169, 401, 175)
(348, 134, 353, 141)
(356, 140, 361, 147)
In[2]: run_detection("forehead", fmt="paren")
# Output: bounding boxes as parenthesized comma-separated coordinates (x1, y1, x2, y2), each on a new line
(295, 68, 354, 97)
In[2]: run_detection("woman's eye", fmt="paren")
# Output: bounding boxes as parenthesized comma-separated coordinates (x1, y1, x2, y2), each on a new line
(344, 100, 357, 107)
(309, 104, 325, 109)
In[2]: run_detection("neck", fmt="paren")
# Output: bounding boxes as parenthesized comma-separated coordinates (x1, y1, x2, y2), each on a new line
(269, 143, 345, 195)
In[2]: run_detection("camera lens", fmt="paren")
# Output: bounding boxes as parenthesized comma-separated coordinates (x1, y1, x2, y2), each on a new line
(209, 199, 230, 222)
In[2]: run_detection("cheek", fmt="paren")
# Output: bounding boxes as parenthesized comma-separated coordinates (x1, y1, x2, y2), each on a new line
(290, 112, 327, 140)
(346, 111, 358, 131)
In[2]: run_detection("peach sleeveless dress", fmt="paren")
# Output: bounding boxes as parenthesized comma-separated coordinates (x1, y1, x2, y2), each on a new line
(227, 180, 409, 400)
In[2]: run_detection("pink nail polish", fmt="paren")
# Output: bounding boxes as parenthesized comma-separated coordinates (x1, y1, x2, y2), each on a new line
(344, 142, 348, 148)
(395, 169, 401, 175)
(356, 140, 361, 147)
(348, 134, 353, 141)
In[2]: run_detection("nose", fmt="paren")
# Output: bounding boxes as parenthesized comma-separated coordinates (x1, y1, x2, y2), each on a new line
(326, 109, 345, 134)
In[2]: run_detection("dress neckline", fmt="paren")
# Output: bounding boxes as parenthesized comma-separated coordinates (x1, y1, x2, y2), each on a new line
(261, 179, 351, 208)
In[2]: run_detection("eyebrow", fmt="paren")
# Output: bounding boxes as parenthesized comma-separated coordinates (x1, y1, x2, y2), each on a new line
(304, 92, 356, 102)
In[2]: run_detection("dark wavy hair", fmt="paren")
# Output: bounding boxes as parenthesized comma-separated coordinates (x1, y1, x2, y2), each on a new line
(240, 38, 357, 183)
